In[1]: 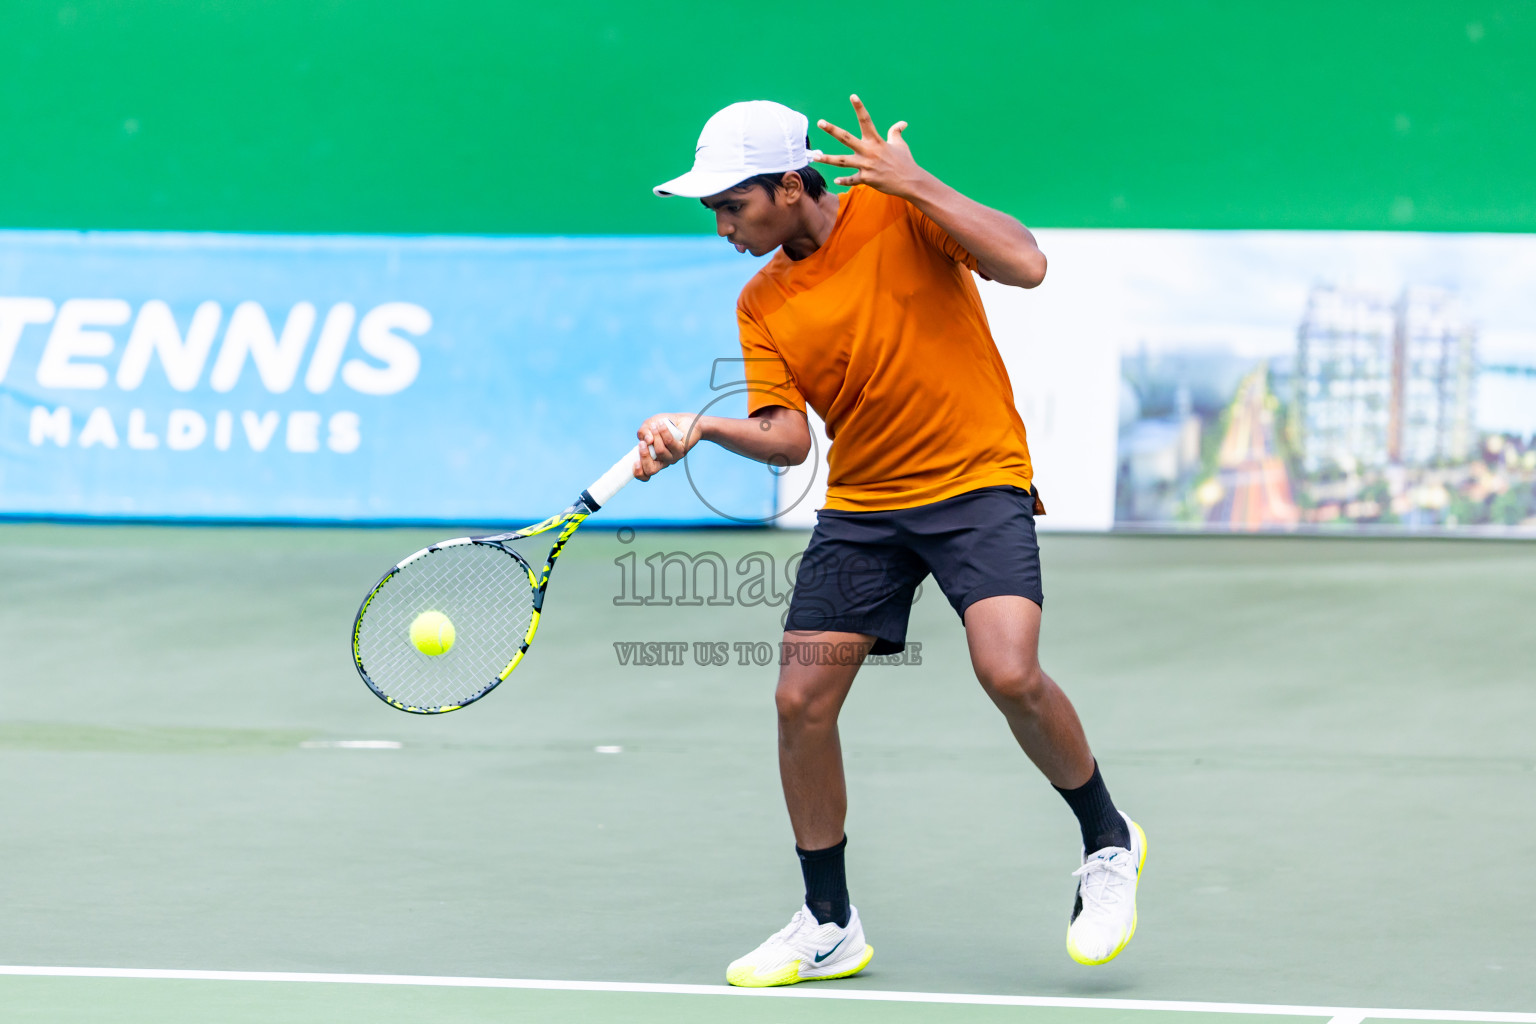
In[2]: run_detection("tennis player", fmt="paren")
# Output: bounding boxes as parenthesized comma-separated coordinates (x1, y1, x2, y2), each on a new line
(637, 97, 1144, 985)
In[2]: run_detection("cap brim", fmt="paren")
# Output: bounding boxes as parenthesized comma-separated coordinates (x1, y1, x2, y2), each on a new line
(653, 167, 753, 198)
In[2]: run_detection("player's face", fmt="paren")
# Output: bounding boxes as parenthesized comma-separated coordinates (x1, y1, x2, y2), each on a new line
(701, 185, 795, 258)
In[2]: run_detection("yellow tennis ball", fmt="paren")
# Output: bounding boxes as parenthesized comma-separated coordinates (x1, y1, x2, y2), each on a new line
(409, 610, 456, 656)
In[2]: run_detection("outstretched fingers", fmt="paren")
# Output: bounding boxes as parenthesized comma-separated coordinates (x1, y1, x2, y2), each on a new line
(817, 117, 861, 149)
(815, 112, 870, 185)
(812, 151, 859, 168)
(814, 96, 915, 190)
(849, 94, 879, 138)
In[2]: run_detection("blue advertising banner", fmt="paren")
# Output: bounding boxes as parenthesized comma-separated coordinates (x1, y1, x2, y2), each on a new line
(0, 231, 774, 524)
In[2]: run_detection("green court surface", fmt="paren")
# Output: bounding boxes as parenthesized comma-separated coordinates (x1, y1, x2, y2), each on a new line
(0, 975, 1394, 1024)
(0, 524, 1533, 1022)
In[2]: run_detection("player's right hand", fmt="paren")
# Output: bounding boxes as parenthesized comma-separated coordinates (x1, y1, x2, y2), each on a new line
(635, 414, 699, 481)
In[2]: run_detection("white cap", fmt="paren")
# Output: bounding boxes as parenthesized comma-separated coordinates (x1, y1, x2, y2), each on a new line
(654, 100, 813, 198)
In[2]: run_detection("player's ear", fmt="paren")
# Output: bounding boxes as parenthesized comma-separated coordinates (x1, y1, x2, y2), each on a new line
(780, 170, 804, 204)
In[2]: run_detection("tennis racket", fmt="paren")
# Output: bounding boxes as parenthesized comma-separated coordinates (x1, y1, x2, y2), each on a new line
(351, 418, 685, 714)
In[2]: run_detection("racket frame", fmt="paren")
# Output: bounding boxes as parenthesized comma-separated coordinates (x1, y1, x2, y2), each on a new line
(351, 499, 593, 714)
(350, 417, 684, 715)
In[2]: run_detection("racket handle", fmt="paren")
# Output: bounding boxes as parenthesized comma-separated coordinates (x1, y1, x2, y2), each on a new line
(582, 417, 686, 511)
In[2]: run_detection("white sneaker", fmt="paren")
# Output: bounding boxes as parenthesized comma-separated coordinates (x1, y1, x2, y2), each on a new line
(1066, 811, 1146, 965)
(726, 904, 874, 987)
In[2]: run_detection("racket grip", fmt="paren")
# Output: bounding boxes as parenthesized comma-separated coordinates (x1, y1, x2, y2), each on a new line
(583, 417, 686, 511)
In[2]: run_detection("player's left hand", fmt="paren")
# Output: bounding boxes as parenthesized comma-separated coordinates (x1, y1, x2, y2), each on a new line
(635, 413, 699, 481)
(813, 95, 928, 198)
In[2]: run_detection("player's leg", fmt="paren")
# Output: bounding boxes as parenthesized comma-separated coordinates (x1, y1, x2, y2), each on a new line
(912, 486, 1146, 965)
(777, 633, 867, 939)
(726, 514, 924, 988)
(965, 595, 1093, 786)
(963, 596, 1144, 964)
(726, 635, 877, 987)
(775, 517, 926, 861)
(964, 597, 1129, 839)
(775, 630, 871, 853)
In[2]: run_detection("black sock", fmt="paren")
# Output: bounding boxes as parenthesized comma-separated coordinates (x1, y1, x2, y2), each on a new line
(797, 836, 850, 928)
(1054, 761, 1131, 854)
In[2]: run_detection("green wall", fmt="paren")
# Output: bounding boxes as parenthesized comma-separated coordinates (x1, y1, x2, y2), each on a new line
(2, 1, 1531, 235)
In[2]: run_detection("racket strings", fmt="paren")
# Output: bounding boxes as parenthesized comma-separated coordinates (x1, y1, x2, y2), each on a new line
(356, 543, 537, 710)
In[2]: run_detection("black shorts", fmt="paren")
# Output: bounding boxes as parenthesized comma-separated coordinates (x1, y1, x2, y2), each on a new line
(784, 485, 1044, 655)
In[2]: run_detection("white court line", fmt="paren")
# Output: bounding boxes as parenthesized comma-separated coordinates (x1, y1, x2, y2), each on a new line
(297, 740, 402, 749)
(0, 966, 1531, 1022)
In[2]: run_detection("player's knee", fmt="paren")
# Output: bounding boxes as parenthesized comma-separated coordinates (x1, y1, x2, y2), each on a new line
(775, 681, 835, 732)
(980, 662, 1050, 716)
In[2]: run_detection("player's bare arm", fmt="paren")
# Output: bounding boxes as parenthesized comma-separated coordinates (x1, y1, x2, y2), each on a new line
(633, 407, 810, 481)
(816, 94, 1047, 289)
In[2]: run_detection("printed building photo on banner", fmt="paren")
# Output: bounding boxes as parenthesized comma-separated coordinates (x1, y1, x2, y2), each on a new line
(1107, 231, 1536, 534)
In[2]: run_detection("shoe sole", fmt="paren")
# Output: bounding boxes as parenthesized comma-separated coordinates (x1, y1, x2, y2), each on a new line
(726, 943, 874, 988)
(1066, 818, 1147, 966)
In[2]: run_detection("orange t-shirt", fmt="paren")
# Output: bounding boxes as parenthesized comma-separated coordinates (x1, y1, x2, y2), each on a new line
(737, 185, 1034, 512)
